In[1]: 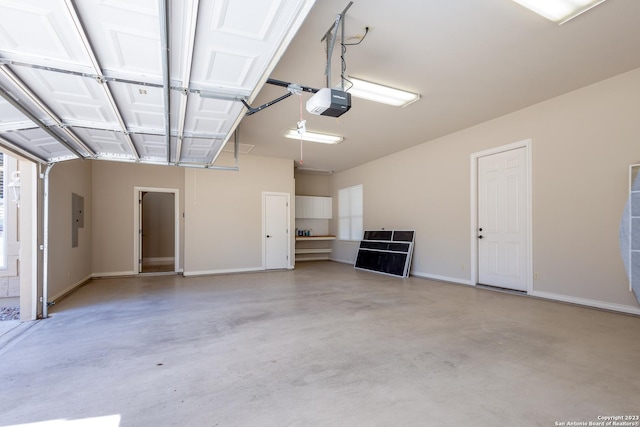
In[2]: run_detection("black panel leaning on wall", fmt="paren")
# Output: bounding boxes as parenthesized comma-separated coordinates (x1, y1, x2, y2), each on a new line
(355, 230, 415, 278)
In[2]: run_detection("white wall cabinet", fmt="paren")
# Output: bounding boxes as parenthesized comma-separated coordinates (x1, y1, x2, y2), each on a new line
(295, 196, 332, 219)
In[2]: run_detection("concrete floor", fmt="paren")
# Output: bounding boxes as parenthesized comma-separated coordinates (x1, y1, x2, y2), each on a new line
(1, 261, 639, 427)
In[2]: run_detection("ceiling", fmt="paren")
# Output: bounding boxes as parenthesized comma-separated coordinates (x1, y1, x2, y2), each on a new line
(242, 0, 640, 173)
(1, 1, 640, 173)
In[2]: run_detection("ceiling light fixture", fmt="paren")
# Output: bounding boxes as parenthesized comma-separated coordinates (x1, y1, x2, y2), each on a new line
(346, 77, 420, 107)
(511, 0, 607, 24)
(284, 129, 343, 144)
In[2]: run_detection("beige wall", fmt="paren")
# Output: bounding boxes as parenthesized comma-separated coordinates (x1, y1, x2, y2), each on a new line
(295, 171, 330, 196)
(184, 153, 294, 275)
(91, 161, 185, 275)
(330, 67, 640, 312)
(50, 154, 292, 281)
(48, 159, 93, 300)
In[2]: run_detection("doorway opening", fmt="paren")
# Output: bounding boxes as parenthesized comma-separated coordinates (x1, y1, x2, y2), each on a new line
(134, 187, 179, 274)
(471, 140, 532, 293)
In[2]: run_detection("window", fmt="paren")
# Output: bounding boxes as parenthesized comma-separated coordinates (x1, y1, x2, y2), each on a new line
(338, 184, 363, 241)
(0, 151, 19, 272)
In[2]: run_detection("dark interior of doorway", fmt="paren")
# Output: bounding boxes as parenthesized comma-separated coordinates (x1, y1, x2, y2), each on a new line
(141, 191, 175, 273)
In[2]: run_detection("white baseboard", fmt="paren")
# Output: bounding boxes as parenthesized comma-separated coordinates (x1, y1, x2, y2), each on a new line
(411, 271, 474, 286)
(530, 290, 640, 316)
(409, 273, 640, 315)
(49, 274, 93, 302)
(182, 266, 263, 277)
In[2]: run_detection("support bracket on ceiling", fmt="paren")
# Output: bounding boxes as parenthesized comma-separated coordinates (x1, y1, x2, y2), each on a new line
(242, 78, 318, 116)
(321, 1, 353, 90)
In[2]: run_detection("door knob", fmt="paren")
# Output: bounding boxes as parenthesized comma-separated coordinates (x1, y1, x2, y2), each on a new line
(478, 235, 484, 239)
(266, 235, 272, 238)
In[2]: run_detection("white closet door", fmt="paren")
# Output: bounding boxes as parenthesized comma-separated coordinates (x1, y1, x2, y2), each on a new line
(478, 147, 528, 291)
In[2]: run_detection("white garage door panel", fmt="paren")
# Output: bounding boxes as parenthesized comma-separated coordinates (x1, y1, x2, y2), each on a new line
(2, 128, 75, 160)
(0, 98, 33, 131)
(193, 49, 257, 89)
(190, 117, 226, 135)
(72, 127, 132, 158)
(100, 25, 162, 78)
(180, 137, 224, 164)
(190, 0, 295, 90)
(73, 0, 162, 79)
(131, 133, 167, 162)
(0, 0, 316, 165)
(212, 0, 284, 40)
(12, 68, 119, 126)
(184, 96, 244, 135)
(190, 95, 238, 116)
(0, 0, 91, 70)
(109, 83, 165, 131)
(0, 122, 35, 133)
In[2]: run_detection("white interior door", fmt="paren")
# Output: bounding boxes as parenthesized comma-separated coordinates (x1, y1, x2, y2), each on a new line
(478, 147, 529, 291)
(264, 193, 289, 269)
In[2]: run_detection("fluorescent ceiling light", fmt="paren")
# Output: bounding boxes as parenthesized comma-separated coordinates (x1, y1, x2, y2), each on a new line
(346, 77, 420, 107)
(512, 0, 607, 24)
(284, 129, 343, 144)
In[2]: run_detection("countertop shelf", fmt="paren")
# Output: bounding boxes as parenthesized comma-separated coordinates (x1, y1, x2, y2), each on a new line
(294, 235, 335, 262)
(295, 248, 333, 254)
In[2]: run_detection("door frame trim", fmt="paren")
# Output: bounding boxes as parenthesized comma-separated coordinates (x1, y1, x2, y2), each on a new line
(133, 186, 180, 274)
(470, 139, 533, 293)
(262, 191, 291, 270)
